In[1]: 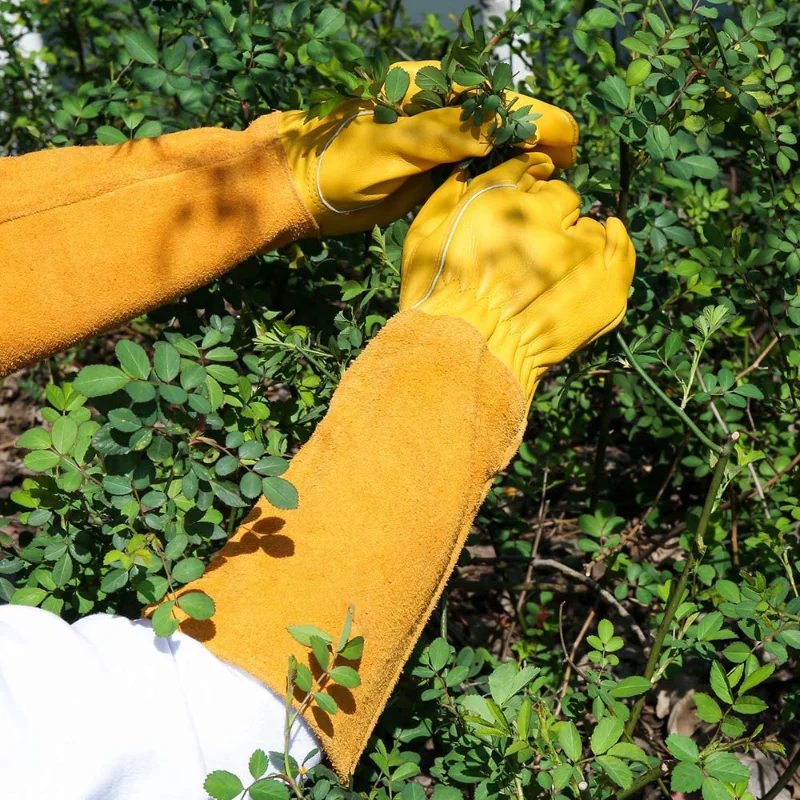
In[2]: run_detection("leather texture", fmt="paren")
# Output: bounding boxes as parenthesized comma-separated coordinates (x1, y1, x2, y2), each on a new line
(277, 60, 579, 236)
(0, 113, 317, 377)
(399, 152, 636, 402)
(172, 310, 527, 781)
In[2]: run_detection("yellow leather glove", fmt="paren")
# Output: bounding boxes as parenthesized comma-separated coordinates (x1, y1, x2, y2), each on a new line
(278, 60, 579, 235)
(400, 152, 636, 402)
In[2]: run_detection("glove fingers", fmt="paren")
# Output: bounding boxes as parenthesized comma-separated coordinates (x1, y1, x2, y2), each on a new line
(382, 61, 578, 162)
(529, 179, 582, 230)
(531, 144, 577, 170)
(471, 152, 555, 192)
(603, 216, 636, 290)
(407, 168, 470, 239)
(504, 92, 579, 155)
(380, 106, 493, 165)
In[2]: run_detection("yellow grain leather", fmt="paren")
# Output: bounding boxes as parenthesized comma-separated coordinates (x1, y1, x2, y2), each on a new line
(173, 310, 527, 780)
(399, 152, 636, 402)
(0, 113, 317, 377)
(278, 60, 579, 236)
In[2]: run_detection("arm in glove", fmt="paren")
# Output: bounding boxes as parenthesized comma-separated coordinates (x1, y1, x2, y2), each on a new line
(0, 62, 576, 376)
(171, 155, 634, 779)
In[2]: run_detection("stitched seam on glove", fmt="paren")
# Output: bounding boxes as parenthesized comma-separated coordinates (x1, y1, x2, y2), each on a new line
(315, 110, 380, 214)
(411, 182, 518, 308)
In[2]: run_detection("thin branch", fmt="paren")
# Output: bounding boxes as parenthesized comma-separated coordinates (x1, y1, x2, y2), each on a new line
(625, 433, 738, 737)
(458, 558, 647, 645)
(763, 746, 800, 800)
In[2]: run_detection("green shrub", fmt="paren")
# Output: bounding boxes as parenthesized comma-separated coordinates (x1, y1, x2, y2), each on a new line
(1, 1, 799, 799)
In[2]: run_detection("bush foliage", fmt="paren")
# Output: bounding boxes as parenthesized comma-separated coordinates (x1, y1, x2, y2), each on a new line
(1, 0, 799, 799)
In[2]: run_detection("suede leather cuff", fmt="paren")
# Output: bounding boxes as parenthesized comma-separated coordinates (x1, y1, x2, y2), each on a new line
(0, 113, 317, 376)
(172, 310, 527, 779)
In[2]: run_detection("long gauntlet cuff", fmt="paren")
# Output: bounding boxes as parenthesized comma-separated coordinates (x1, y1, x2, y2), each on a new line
(173, 310, 527, 778)
(0, 113, 317, 376)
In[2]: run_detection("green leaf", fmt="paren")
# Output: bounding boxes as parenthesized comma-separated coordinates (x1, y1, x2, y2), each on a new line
(11, 587, 47, 606)
(681, 154, 719, 179)
(329, 665, 361, 688)
(610, 676, 651, 698)
(306, 40, 330, 64)
(453, 69, 486, 88)
(778, 629, 800, 649)
(722, 641, 750, 663)
(100, 568, 128, 594)
(415, 65, 448, 94)
(262, 477, 298, 510)
(250, 779, 289, 800)
(607, 743, 648, 762)
(16, 427, 51, 450)
(710, 661, 734, 703)
(52, 553, 73, 587)
(313, 691, 338, 715)
(666, 733, 699, 762)
(558, 721, 582, 761)
(704, 752, 750, 784)
(240, 471, 263, 499)
(314, 6, 346, 38)
(596, 755, 632, 789)
(597, 75, 630, 109)
(694, 692, 723, 723)
(702, 776, 733, 800)
(253, 456, 289, 477)
(103, 474, 132, 495)
(579, 8, 618, 29)
(109, 408, 142, 433)
(294, 663, 313, 693)
(154, 342, 181, 383)
(24, 450, 61, 472)
(671, 762, 704, 793)
(51, 417, 78, 454)
(626, 59, 652, 86)
(123, 31, 159, 65)
(590, 716, 624, 755)
(287, 625, 333, 647)
(310, 634, 330, 671)
(492, 63, 512, 92)
(732, 695, 768, 714)
(739, 662, 774, 694)
(97, 126, 128, 145)
(429, 637, 451, 671)
(385, 67, 410, 104)
(489, 662, 538, 705)
(374, 105, 398, 124)
(203, 770, 245, 800)
(74, 365, 131, 397)
(116, 340, 151, 380)
(172, 558, 205, 583)
(177, 591, 215, 620)
(152, 600, 179, 637)
(339, 636, 364, 660)
(212, 481, 247, 507)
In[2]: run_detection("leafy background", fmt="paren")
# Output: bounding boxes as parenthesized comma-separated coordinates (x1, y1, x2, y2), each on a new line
(1, 1, 799, 799)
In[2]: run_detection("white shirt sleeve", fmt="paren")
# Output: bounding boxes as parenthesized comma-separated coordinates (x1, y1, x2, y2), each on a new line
(0, 606, 320, 800)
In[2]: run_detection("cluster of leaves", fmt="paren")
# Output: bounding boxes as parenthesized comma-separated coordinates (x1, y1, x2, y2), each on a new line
(204, 608, 365, 800)
(2, 0, 799, 799)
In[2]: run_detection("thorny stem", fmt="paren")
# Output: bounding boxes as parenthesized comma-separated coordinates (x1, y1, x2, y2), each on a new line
(762, 745, 800, 800)
(615, 763, 668, 800)
(616, 332, 721, 454)
(624, 433, 738, 738)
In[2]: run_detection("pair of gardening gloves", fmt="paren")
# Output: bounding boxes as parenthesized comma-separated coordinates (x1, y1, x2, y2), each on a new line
(175, 61, 635, 778)
(281, 61, 635, 402)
